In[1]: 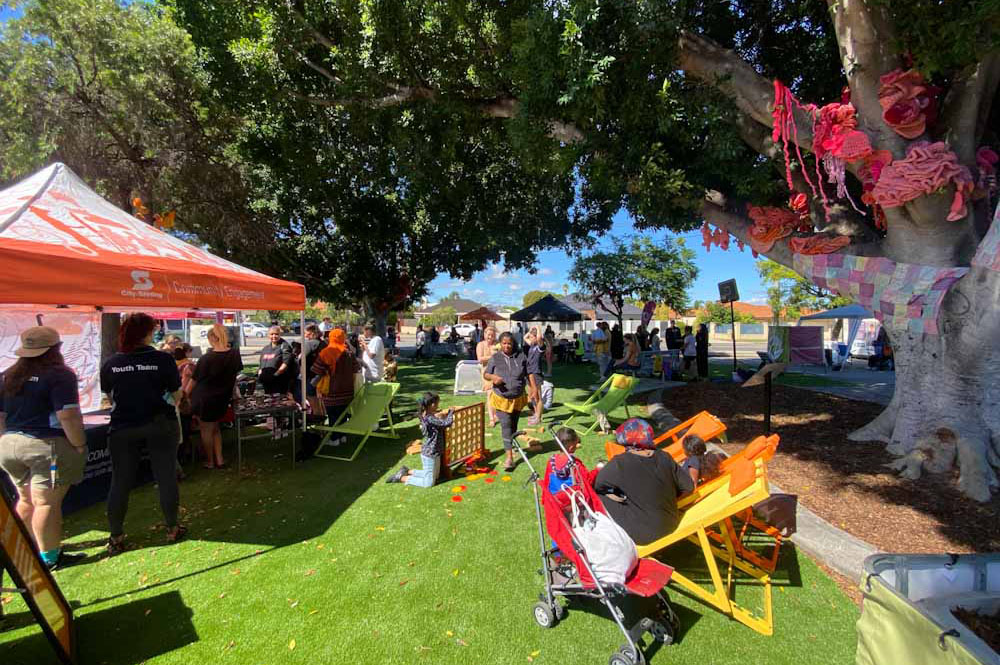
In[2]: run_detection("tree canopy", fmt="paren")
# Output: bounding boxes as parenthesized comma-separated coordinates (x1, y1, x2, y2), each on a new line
(757, 260, 852, 323)
(696, 302, 758, 326)
(569, 236, 698, 327)
(522, 290, 557, 308)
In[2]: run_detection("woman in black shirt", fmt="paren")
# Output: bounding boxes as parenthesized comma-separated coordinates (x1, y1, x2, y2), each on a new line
(594, 418, 694, 546)
(258, 326, 293, 394)
(189, 324, 243, 469)
(100, 313, 185, 554)
(483, 332, 529, 471)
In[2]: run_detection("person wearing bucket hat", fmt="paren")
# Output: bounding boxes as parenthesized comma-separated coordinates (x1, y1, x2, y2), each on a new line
(593, 417, 694, 546)
(0, 326, 88, 570)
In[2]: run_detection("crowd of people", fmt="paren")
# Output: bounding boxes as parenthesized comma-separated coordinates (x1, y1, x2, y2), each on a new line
(0, 312, 401, 569)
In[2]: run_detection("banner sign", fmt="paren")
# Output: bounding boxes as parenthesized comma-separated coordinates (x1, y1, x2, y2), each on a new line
(0, 490, 76, 664)
(0, 309, 101, 411)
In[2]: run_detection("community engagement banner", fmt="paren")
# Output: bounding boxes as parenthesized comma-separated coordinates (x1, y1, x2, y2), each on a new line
(0, 309, 101, 412)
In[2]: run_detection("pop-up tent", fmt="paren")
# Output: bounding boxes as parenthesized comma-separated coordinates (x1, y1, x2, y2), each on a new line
(798, 303, 875, 361)
(0, 163, 304, 310)
(510, 295, 582, 322)
(0, 163, 307, 408)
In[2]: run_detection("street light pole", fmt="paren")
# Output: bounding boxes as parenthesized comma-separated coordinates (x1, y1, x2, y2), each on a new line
(730, 300, 737, 372)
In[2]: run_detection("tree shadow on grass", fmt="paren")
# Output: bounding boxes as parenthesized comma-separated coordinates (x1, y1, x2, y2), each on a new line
(2, 590, 196, 665)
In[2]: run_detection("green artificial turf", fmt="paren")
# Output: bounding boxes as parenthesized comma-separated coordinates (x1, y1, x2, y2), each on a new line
(1, 359, 858, 665)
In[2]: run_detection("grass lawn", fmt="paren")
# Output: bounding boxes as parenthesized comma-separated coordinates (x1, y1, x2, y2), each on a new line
(1, 359, 858, 665)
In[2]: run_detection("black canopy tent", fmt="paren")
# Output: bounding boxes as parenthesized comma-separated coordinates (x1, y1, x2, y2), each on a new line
(509, 295, 583, 322)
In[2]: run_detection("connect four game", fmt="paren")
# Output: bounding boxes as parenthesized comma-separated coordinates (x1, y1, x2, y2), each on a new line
(443, 402, 486, 468)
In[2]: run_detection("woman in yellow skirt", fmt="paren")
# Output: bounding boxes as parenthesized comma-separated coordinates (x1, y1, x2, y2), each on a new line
(483, 332, 529, 471)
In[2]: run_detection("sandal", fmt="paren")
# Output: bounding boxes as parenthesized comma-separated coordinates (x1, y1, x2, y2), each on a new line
(107, 536, 126, 557)
(166, 525, 188, 544)
(202, 463, 215, 470)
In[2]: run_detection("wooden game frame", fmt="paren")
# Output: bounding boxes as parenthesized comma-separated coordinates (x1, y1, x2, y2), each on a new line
(442, 402, 486, 467)
(0, 489, 76, 664)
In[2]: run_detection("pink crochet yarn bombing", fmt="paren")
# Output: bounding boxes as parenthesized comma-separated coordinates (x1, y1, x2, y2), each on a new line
(878, 69, 940, 139)
(871, 142, 974, 221)
(746, 205, 799, 254)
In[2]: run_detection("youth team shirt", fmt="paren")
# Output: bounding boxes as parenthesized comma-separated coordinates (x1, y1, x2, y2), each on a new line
(0, 366, 80, 437)
(100, 345, 181, 428)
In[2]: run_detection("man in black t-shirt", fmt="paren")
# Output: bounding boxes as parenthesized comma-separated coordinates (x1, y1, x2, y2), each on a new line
(665, 321, 683, 351)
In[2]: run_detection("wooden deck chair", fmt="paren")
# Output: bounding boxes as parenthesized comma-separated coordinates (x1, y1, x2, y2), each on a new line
(562, 374, 636, 435)
(312, 382, 400, 461)
(604, 410, 728, 463)
(636, 457, 775, 636)
(605, 434, 785, 574)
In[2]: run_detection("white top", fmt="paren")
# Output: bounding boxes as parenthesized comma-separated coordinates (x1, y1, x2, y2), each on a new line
(362, 335, 385, 381)
(416, 330, 426, 346)
(683, 334, 696, 356)
(319, 321, 333, 333)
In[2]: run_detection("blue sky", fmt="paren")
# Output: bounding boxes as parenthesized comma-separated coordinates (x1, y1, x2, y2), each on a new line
(427, 209, 766, 308)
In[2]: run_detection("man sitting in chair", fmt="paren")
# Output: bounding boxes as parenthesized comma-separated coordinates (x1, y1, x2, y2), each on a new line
(593, 418, 694, 546)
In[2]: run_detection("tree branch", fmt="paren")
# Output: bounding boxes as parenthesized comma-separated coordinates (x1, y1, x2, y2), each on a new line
(733, 112, 882, 243)
(825, 0, 905, 155)
(940, 51, 1000, 164)
(678, 30, 813, 151)
(290, 46, 342, 85)
(700, 190, 884, 272)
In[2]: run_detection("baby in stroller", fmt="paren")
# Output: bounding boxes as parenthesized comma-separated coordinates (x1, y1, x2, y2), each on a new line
(512, 428, 680, 665)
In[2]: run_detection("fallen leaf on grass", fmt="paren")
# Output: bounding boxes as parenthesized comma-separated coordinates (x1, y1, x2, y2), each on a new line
(375, 526, 386, 531)
(501, 476, 512, 482)
(456, 639, 469, 647)
(445, 630, 454, 637)
(304, 569, 316, 577)
(288, 639, 296, 651)
(484, 477, 495, 484)
(288, 600, 299, 608)
(144, 609, 152, 616)
(316, 544, 325, 549)
(398, 579, 408, 587)
(308, 609, 319, 616)
(527, 649, 541, 661)
(139, 574, 148, 585)
(218, 592, 226, 599)
(452, 569, 460, 577)
(231, 568, 241, 576)
(222, 640, 235, 652)
(450, 485, 467, 493)
(451, 495, 463, 503)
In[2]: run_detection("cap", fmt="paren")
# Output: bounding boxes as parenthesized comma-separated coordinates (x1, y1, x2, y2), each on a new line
(15, 326, 61, 358)
(615, 418, 655, 450)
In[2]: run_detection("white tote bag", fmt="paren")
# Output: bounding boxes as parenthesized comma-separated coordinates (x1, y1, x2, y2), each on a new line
(567, 489, 638, 586)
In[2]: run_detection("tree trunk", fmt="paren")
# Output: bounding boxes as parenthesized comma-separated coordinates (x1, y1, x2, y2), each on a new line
(849, 263, 1000, 502)
(361, 299, 389, 339)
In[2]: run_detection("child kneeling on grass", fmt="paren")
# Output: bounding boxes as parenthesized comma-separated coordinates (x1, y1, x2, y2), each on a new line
(386, 392, 454, 487)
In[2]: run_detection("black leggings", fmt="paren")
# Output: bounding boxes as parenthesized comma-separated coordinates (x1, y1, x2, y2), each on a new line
(107, 414, 181, 537)
(496, 409, 521, 451)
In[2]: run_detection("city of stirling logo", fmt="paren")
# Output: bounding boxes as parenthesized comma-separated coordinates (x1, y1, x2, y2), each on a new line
(120, 270, 164, 300)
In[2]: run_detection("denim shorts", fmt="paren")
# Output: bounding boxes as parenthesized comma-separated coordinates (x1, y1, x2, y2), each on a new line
(0, 432, 86, 488)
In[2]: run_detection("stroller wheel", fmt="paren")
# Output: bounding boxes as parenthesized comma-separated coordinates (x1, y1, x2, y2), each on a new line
(650, 620, 674, 645)
(608, 646, 643, 665)
(532, 601, 556, 628)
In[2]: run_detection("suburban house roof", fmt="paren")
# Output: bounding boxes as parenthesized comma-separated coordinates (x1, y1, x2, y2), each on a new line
(700, 301, 820, 321)
(416, 298, 484, 315)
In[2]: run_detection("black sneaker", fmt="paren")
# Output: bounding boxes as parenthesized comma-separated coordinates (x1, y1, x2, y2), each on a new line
(48, 550, 87, 571)
(386, 466, 409, 483)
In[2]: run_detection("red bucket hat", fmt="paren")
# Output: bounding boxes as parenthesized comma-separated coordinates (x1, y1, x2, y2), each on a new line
(615, 418, 655, 450)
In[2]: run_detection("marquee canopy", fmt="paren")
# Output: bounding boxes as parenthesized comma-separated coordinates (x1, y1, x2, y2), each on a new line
(0, 163, 305, 311)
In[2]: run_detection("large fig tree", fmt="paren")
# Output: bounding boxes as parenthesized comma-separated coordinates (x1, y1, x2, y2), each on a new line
(172, 1, 997, 498)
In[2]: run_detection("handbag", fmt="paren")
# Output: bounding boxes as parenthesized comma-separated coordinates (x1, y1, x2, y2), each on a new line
(566, 489, 638, 586)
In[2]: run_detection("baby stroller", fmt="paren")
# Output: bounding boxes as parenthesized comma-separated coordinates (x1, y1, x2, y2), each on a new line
(511, 430, 680, 665)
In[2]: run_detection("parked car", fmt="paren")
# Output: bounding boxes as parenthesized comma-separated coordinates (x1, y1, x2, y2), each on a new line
(450, 323, 476, 337)
(289, 318, 319, 335)
(243, 322, 268, 338)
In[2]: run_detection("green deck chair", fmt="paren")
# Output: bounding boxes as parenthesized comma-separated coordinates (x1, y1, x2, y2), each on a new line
(562, 373, 636, 435)
(312, 382, 400, 461)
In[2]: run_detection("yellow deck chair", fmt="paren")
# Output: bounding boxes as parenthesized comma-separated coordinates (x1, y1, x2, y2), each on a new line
(604, 433, 785, 574)
(637, 456, 775, 636)
(605, 410, 727, 463)
(312, 382, 400, 461)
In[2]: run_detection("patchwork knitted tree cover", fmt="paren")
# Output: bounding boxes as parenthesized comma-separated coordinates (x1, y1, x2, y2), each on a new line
(792, 208, 1000, 335)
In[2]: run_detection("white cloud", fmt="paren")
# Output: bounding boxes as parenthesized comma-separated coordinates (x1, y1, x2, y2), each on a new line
(485, 264, 510, 281)
(539, 281, 558, 289)
(539, 267, 554, 275)
(509, 283, 522, 291)
(745, 292, 769, 305)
